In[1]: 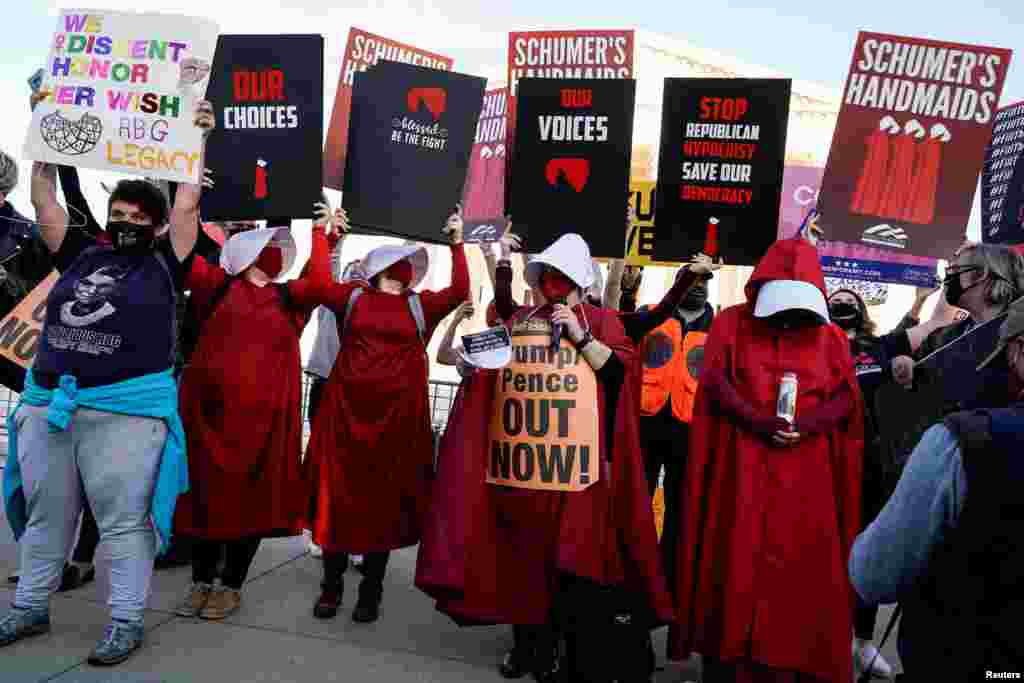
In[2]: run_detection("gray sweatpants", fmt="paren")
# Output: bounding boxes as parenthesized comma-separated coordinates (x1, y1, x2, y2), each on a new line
(13, 405, 166, 624)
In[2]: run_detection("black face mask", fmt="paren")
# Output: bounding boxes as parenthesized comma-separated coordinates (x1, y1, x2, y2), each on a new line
(943, 266, 982, 307)
(768, 309, 824, 329)
(828, 302, 862, 330)
(680, 284, 708, 312)
(107, 221, 157, 251)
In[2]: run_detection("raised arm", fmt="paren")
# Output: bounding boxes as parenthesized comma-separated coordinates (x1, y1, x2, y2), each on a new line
(437, 301, 474, 366)
(169, 100, 215, 262)
(56, 165, 102, 237)
(605, 259, 626, 310)
(30, 162, 68, 254)
(419, 209, 470, 327)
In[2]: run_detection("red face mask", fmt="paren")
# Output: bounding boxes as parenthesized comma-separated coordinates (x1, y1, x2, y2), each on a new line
(540, 269, 576, 303)
(384, 259, 414, 288)
(253, 246, 283, 279)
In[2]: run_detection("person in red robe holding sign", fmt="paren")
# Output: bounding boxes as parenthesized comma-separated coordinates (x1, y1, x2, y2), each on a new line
(172, 206, 341, 621)
(670, 237, 863, 683)
(417, 233, 673, 683)
(300, 209, 469, 624)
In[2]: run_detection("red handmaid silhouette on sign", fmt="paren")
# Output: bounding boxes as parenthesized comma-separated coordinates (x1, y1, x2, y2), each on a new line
(850, 118, 897, 216)
(255, 158, 268, 200)
(545, 158, 590, 193)
(406, 88, 447, 120)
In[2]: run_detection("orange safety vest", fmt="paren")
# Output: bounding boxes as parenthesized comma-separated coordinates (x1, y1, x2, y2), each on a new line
(639, 315, 708, 423)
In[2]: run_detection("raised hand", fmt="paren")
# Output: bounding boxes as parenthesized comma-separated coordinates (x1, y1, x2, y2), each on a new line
(500, 231, 522, 260)
(194, 100, 215, 137)
(443, 203, 464, 245)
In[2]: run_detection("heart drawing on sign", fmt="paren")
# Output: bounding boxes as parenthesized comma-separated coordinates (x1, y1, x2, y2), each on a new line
(40, 110, 103, 155)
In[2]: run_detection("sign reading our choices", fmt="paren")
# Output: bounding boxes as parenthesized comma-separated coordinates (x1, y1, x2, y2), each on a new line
(819, 32, 1012, 259)
(462, 88, 509, 243)
(488, 318, 599, 492)
(23, 10, 219, 183)
(323, 28, 453, 191)
(342, 61, 485, 243)
(200, 34, 324, 221)
(510, 78, 636, 258)
(981, 101, 1024, 245)
(654, 79, 791, 266)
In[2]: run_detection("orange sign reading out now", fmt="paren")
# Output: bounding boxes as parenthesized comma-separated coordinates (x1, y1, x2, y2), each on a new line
(487, 318, 600, 492)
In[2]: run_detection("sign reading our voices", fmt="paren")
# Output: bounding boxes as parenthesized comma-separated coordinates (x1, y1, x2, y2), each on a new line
(23, 10, 219, 183)
(487, 318, 599, 492)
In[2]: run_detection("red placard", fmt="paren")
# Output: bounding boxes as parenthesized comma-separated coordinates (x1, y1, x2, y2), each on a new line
(505, 30, 635, 209)
(819, 32, 1012, 260)
(323, 28, 453, 190)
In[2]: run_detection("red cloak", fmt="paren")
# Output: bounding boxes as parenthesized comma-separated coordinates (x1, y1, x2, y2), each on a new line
(301, 240, 469, 554)
(670, 239, 863, 683)
(416, 304, 673, 626)
(174, 255, 317, 540)
(850, 129, 890, 216)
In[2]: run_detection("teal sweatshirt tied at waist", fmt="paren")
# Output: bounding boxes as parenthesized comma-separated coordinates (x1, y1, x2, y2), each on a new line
(3, 369, 189, 555)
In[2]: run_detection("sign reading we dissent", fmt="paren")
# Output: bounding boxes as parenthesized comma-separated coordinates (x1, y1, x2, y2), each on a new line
(23, 10, 219, 183)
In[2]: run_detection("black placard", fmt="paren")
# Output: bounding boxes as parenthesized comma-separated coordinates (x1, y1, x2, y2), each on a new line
(653, 78, 791, 266)
(982, 101, 1024, 245)
(200, 35, 324, 221)
(509, 78, 635, 258)
(343, 60, 486, 244)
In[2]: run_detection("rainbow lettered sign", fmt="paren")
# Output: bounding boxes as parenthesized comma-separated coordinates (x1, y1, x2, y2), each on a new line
(23, 9, 219, 183)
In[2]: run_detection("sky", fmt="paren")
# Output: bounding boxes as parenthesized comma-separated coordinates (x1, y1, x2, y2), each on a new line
(1, 0, 1020, 346)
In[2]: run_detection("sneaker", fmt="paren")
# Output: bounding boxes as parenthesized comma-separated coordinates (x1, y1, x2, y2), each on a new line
(87, 619, 144, 666)
(0, 607, 51, 647)
(174, 582, 213, 618)
(854, 639, 894, 679)
(199, 586, 242, 621)
(58, 562, 96, 592)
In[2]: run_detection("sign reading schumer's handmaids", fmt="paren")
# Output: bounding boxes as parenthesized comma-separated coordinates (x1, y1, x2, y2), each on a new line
(488, 318, 599, 492)
(323, 28, 453, 191)
(819, 32, 1012, 259)
(201, 35, 323, 221)
(23, 10, 219, 183)
(510, 78, 635, 257)
(654, 79, 791, 266)
(462, 88, 509, 243)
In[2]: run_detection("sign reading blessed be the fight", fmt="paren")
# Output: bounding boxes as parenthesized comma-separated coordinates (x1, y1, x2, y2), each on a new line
(654, 79, 791, 266)
(200, 35, 324, 221)
(23, 9, 219, 183)
(343, 60, 485, 243)
(510, 78, 636, 258)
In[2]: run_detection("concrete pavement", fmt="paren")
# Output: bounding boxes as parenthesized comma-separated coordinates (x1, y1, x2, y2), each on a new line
(0, 505, 899, 682)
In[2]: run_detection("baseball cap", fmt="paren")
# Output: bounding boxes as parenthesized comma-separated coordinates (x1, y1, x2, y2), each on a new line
(977, 298, 1024, 370)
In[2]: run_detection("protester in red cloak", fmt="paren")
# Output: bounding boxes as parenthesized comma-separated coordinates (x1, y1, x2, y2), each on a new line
(670, 237, 863, 683)
(417, 233, 672, 683)
(173, 208, 336, 621)
(298, 210, 468, 624)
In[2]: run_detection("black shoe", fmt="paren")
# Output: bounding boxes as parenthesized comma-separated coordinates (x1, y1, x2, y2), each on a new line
(351, 580, 382, 623)
(6, 574, 18, 585)
(58, 563, 95, 593)
(313, 581, 344, 620)
(499, 648, 530, 679)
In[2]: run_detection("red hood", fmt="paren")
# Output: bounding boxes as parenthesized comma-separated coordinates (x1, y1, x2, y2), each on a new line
(744, 238, 827, 304)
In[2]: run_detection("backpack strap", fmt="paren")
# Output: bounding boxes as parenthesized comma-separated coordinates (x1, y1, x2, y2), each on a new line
(407, 293, 427, 349)
(338, 288, 364, 349)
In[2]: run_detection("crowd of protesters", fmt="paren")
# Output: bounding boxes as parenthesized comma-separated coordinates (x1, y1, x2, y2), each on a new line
(0, 86, 1021, 683)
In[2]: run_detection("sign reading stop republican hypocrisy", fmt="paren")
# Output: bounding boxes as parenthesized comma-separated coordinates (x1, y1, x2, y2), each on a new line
(653, 79, 791, 266)
(462, 88, 509, 243)
(509, 78, 636, 258)
(981, 101, 1024, 245)
(819, 32, 1012, 259)
(342, 60, 486, 243)
(323, 28, 453, 191)
(200, 35, 323, 221)
(23, 9, 219, 183)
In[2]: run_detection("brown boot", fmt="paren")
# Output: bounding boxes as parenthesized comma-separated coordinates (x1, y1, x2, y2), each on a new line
(199, 585, 241, 620)
(174, 583, 213, 618)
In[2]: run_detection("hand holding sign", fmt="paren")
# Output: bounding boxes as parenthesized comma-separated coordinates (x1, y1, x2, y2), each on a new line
(443, 203, 464, 245)
(500, 231, 523, 259)
(195, 100, 216, 138)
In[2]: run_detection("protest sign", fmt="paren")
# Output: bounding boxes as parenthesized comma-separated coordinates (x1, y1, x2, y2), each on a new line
(342, 61, 485, 243)
(23, 10, 218, 184)
(778, 164, 939, 287)
(323, 28, 453, 191)
(623, 180, 684, 266)
(460, 326, 512, 369)
(981, 101, 1024, 244)
(509, 78, 635, 257)
(0, 271, 58, 370)
(654, 79, 791, 265)
(462, 88, 509, 243)
(506, 30, 635, 208)
(819, 32, 1012, 259)
(487, 318, 599, 492)
(200, 35, 323, 221)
